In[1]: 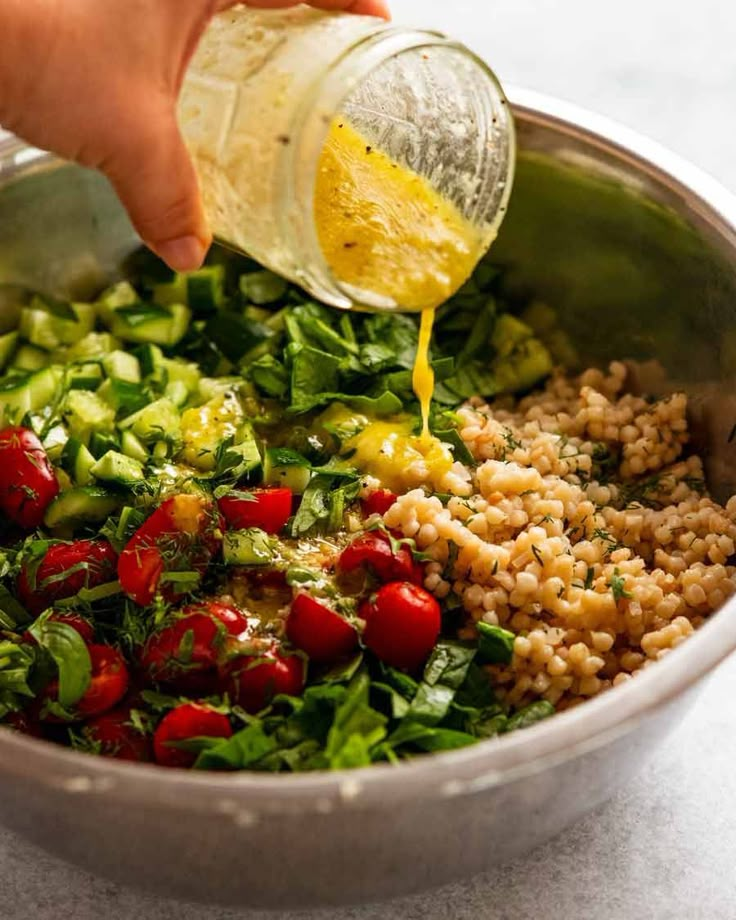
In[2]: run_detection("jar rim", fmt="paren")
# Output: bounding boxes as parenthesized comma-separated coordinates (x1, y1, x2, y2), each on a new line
(276, 27, 516, 312)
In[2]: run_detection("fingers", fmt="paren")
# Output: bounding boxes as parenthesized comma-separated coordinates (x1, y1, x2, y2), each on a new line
(242, 0, 390, 19)
(103, 103, 211, 272)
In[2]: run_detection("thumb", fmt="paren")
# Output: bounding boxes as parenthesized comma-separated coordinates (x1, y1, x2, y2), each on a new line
(103, 102, 211, 272)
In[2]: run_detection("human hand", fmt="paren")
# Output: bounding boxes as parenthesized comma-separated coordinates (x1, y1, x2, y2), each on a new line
(0, 0, 390, 272)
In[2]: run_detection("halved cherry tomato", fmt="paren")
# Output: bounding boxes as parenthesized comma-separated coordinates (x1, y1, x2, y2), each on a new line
(218, 487, 292, 534)
(182, 600, 249, 638)
(338, 531, 421, 585)
(361, 581, 441, 672)
(24, 611, 95, 645)
(286, 593, 358, 663)
(361, 490, 398, 517)
(118, 495, 222, 606)
(0, 427, 59, 529)
(141, 613, 223, 691)
(43, 644, 129, 720)
(17, 538, 118, 615)
(223, 647, 305, 713)
(84, 705, 152, 762)
(153, 702, 232, 769)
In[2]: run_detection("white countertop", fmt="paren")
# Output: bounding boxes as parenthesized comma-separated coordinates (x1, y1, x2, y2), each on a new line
(4, 1, 736, 917)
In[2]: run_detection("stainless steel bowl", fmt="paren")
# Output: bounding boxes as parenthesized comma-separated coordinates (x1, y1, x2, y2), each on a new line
(1, 88, 736, 909)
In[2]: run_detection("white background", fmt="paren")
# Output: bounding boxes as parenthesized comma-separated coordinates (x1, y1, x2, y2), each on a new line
(3, 2, 736, 918)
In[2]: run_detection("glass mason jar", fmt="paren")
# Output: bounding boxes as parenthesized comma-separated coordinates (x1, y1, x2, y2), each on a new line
(179, 6, 515, 311)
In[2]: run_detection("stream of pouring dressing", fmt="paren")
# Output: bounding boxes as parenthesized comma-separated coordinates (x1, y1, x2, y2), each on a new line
(314, 120, 491, 442)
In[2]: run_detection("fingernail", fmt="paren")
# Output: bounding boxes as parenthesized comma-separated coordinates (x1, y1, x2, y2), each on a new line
(155, 236, 206, 272)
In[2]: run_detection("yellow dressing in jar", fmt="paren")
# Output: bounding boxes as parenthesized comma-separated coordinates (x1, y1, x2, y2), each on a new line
(314, 119, 488, 443)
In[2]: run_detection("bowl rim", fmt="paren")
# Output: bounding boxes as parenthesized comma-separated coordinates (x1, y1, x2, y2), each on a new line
(2, 86, 736, 811)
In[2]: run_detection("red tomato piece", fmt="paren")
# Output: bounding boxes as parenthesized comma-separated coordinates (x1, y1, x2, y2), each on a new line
(75, 645, 130, 718)
(43, 644, 129, 721)
(141, 612, 224, 691)
(17, 538, 118, 615)
(286, 593, 358, 664)
(118, 494, 222, 606)
(218, 487, 292, 534)
(338, 531, 421, 585)
(182, 600, 249, 638)
(84, 706, 152, 762)
(153, 703, 232, 769)
(361, 581, 441, 672)
(361, 490, 398, 517)
(224, 648, 305, 713)
(0, 427, 59, 529)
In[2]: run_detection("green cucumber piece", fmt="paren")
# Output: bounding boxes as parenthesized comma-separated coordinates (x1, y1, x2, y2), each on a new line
(96, 282, 139, 324)
(97, 378, 149, 416)
(223, 528, 277, 566)
(118, 397, 181, 444)
(0, 366, 62, 426)
(102, 350, 141, 383)
(165, 380, 189, 408)
(239, 270, 288, 305)
(44, 486, 121, 529)
(61, 437, 97, 486)
(120, 430, 149, 464)
(91, 450, 145, 486)
(263, 447, 311, 494)
(61, 390, 116, 443)
(0, 331, 18, 371)
(109, 303, 191, 347)
(151, 275, 187, 307)
(133, 343, 165, 378)
(42, 424, 69, 462)
(88, 431, 121, 459)
(12, 344, 49, 372)
(161, 358, 201, 395)
(63, 332, 121, 362)
(20, 299, 95, 350)
(68, 362, 104, 391)
(186, 265, 226, 313)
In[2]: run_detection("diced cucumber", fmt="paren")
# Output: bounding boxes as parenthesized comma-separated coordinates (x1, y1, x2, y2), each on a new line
(161, 358, 201, 395)
(61, 390, 116, 443)
(133, 343, 165, 378)
(89, 431, 121, 460)
(12, 344, 49, 372)
(153, 266, 226, 314)
(91, 450, 145, 487)
(95, 281, 139, 324)
(61, 437, 97, 486)
(97, 378, 148, 416)
(165, 380, 189, 408)
(109, 303, 191, 347)
(263, 447, 311, 494)
(42, 424, 69, 462)
(44, 486, 121, 529)
(187, 265, 226, 313)
(0, 331, 18, 371)
(68, 362, 104, 390)
(0, 366, 62, 426)
(223, 528, 277, 566)
(63, 331, 121, 362)
(197, 376, 242, 403)
(118, 397, 181, 444)
(102, 350, 141, 383)
(151, 275, 187, 307)
(239, 270, 288, 305)
(120, 430, 149, 464)
(20, 299, 95, 350)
